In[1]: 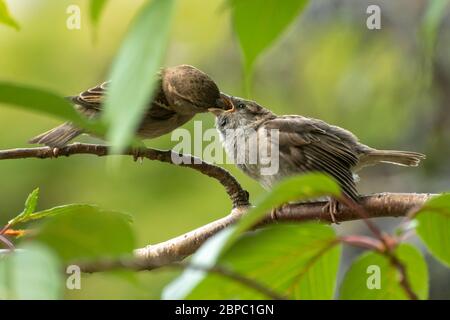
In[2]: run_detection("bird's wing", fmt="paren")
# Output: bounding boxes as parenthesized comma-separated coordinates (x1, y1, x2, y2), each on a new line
(146, 81, 178, 121)
(69, 81, 109, 111)
(68, 78, 176, 121)
(263, 116, 359, 201)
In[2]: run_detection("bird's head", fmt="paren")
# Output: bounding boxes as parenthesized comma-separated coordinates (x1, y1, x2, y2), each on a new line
(209, 94, 275, 130)
(162, 65, 222, 115)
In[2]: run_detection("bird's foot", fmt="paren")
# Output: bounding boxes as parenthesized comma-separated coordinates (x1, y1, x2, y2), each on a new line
(270, 208, 278, 221)
(130, 141, 147, 164)
(131, 147, 145, 164)
(323, 198, 340, 224)
(52, 148, 61, 158)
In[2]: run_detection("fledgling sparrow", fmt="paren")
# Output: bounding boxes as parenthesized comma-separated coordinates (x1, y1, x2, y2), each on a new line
(29, 65, 222, 148)
(210, 94, 425, 222)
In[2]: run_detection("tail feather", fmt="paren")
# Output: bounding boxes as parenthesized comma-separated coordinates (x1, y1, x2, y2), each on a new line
(359, 149, 426, 169)
(29, 122, 83, 148)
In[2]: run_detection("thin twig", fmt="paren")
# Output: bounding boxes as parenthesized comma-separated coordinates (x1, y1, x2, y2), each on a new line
(0, 143, 250, 208)
(0, 234, 15, 251)
(0, 142, 434, 298)
(386, 253, 419, 300)
(342, 234, 419, 300)
(171, 262, 287, 300)
(340, 235, 384, 252)
(338, 196, 387, 243)
(77, 193, 433, 273)
(0, 222, 11, 235)
(339, 198, 420, 300)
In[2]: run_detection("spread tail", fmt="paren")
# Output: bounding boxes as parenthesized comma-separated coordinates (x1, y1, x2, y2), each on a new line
(360, 149, 426, 168)
(29, 122, 83, 148)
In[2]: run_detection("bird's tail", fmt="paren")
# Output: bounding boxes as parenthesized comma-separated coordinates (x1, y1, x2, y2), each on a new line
(29, 122, 83, 148)
(360, 149, 426, 168)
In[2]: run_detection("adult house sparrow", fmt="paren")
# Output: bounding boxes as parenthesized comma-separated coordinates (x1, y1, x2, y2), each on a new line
(29, 65, 222, 148)
(210, 94, 425, 222)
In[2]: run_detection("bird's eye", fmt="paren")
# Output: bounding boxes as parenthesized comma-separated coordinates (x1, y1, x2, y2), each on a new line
(237, 103, 245, 109)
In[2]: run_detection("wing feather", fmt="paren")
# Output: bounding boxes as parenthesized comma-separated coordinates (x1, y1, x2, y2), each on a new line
(263, 117, 359, 201)
(68, 78, 177, 122)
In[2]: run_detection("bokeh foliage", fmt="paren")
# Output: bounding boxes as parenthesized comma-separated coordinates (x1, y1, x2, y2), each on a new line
(0, 0, 449, 300)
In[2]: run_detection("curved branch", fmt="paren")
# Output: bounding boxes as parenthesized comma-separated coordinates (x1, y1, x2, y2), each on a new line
(78, 193, 433, 273)
(0, 143, 250, 208)
(0, 143, 434, 276)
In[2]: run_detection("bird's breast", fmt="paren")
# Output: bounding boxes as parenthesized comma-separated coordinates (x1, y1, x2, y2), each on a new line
(219, 125, 287, 187)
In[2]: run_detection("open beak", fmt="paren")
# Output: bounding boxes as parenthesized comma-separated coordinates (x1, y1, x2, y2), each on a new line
(208, 93, 235, 116)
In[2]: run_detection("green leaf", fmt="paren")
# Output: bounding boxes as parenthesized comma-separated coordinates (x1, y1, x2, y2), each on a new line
(340, 244, 428, 300)
(421, 0, 449, 57)
(0, 0, 20, 30)
(415, 194, 450, 267)
(230, 0, 308, 82)
(0, 82, 105, 135)
(24, 203, 132, 224)
(164, 173, 340, 299)
(23, 188, 39, 214)
(102, 0, 175, 152)
(32, 205, 135, 262)
(229, 173, 340, 248)
(420, 0, 449, 85)
(90, 0, 108, 26)
(0, 243, 63, 299)
(8, 188, 40, 226)
(162, 227, 234, 299)
(89, 0, 108, 41)
(164, 223, 341, 299)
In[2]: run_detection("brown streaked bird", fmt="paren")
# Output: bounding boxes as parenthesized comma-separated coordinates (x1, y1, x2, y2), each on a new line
(210, 94, 426, 222)
(29, 65, 222, 148)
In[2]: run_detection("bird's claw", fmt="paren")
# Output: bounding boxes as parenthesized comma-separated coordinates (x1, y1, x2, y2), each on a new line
(52, 148, 61, 158)
(131, 148, 144, 164)
(271, 203, 289, 221)
(323, 198, 340, 224)
(270, 208, 278, 221)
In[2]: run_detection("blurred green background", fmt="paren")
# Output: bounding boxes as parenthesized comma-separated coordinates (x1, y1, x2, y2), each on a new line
(0, 0, 449, 299)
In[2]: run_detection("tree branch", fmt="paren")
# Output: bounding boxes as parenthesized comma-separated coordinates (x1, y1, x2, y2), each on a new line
(169, 262, 287, 300)
(0, 143, 250, 208)
(0, 143, 434, 276)
(78, 193, 433, 273)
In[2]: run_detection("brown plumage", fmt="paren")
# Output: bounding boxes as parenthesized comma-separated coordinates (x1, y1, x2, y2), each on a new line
(210, 95, 425, 220)
(29, 65, 221, 148)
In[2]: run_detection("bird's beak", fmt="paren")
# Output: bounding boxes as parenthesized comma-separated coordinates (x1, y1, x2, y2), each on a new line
(208, 107, 224, 116)
(209, 93, 235, 116)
